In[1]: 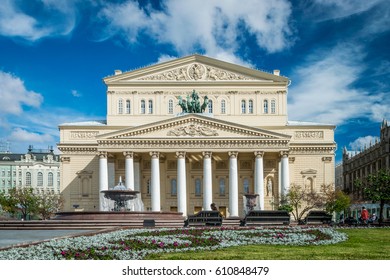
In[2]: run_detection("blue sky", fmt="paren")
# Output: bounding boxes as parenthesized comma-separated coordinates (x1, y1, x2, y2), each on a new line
(0, 0, 389, 163)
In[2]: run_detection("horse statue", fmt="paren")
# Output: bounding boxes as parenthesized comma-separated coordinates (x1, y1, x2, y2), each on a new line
(178, 90, 208, 113)
(178, 96, 188, 112)
(201, 96, 209, 113)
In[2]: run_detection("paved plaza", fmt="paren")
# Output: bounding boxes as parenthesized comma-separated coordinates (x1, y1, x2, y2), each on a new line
(0, 230, 95, 249)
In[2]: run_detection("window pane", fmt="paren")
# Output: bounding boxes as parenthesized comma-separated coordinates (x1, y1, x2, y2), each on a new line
(141, 100, 146, 114)
(271, 100, 276, 114)
(148, 100, 153, 114)
(118, 99, 123, 114)
(243, 178, 249, 193)
(195, 178, 201, 196)
(221, 100, 226, 114)
(241, 100, 246, 113)
(37, 172, 43, 186)
(248, 100, 253, 114)
(171, 179, 177, 195)
(126, 100, 131, 114)
(219, 178, 225, 195)
(168, 99, 174, 114)
(208, 100, 213, 113)
(264, 100, 268, 114)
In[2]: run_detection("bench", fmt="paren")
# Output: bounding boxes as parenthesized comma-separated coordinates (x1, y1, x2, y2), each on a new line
(184, 210, 223, 227)
(240, 210, 290, 226)
(303, 211, 332, 225)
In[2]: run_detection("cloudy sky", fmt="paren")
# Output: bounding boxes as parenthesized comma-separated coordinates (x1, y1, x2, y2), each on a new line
(0, 0, 389, 163)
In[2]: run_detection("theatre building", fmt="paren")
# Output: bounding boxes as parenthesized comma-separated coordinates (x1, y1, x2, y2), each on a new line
(58, 55, 336, 217)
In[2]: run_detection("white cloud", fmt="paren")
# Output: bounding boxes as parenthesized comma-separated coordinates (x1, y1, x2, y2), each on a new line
(9, 127, 53, 143)
(0, 71, 43, 115)
(307, 0, 384, 21)
(0, 0, 78, 41)
(71, 89, 82, 97)
(288, 44, 382, 125)
(348, 135, 379, 151)
(98, 0, 293, 60)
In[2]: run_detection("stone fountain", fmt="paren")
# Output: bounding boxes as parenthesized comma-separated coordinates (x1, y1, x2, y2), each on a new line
(100, 177, 142, 211)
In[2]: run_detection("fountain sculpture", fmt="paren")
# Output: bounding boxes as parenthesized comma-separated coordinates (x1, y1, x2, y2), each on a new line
(100, 177, 143, 211)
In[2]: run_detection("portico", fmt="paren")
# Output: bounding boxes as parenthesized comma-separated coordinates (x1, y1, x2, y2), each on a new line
(96, 113, 291, 217)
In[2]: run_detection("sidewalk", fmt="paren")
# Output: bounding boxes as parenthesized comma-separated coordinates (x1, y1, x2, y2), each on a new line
(0, 229, 95, 249)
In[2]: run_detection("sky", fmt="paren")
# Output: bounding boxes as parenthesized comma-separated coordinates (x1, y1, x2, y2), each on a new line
(0, 0, 389, 164)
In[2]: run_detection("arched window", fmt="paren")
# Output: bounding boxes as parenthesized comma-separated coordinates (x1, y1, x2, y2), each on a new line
(221, 100, 226, 114)
(243, 178, 249, 194)
(48, 172, 53, 186)
(195, 178, 202, 196)
(26, 172, 31, 186)
(140, 100, 146, 114)
(171, 179, 177, 195)
(219, 178, 226, 196)
(264, 100, 269, 114)
(248, 99, 254, 114)
(271, 100, 276, 114)
(126, 100, 131, 114)
(241, 100, 246, 114)
(208, 100, 213, 113)
(118, 99, 123, 114)
(168, 99, 174, 114)
(148, 100, 153, 114)
(37, 172, 43, 187)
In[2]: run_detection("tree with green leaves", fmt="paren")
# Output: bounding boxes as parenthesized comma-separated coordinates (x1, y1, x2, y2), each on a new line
(321, 185, 351, 214)
(36, 193, 63, 220)
(356, 169, 390, 223)
(284, 183, 325, 222)
(0, 187, 39, 220)
(0, 187, 63, 220)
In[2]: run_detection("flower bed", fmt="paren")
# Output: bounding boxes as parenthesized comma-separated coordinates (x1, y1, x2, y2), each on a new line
(0, 226, 348, 260)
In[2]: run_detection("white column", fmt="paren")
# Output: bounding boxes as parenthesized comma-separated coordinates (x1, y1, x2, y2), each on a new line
(203, 151, 212, 210)
(281, 151, 290, 197)
(123, 151, 134, 190)
(98, 151, 108, 211)
(150, 151, 160, 211)
(176, 151, 187, 217)
(228, 151, 239, 217)
(254, 151, 264, 210)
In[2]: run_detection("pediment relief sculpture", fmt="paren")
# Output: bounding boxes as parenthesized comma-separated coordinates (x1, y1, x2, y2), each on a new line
(138, 63, 257, 81)
(167, 124, 219, 137)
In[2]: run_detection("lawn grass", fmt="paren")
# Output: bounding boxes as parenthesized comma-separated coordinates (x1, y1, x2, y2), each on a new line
(146, 228, 390, 260)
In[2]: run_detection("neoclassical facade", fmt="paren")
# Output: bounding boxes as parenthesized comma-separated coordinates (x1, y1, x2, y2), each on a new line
(58, 55, 336, 217)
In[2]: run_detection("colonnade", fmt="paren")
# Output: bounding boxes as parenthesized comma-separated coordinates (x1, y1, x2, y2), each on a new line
(98, 150, 290, 217)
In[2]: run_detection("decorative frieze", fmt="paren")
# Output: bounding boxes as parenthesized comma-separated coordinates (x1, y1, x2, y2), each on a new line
(167, 124, 218, 136)
(295, 131, 324, 139)
(138, 63, 256, 81)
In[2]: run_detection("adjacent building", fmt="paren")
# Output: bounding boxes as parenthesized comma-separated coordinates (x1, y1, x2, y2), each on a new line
(58, 55, 336, 217)
(342, 119, 390, 218)
(0, 146, 60, 195)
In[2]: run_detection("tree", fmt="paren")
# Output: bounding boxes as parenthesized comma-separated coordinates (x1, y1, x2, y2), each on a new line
(321, 185, 351, 214)
(356, 169, 390, 223)
(285, 183, 325, 221)
(9, 187, 39, 220)
(36, 193, 63, 220)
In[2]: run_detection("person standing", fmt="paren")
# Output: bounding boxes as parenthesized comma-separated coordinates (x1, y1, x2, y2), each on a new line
(361, 207, 369, 224)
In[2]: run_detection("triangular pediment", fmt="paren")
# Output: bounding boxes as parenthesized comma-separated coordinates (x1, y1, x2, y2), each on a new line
(103, 54, 288, 84)
(98, 114, 291, 140)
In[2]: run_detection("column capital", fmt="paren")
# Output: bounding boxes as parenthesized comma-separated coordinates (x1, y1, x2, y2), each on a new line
(228, 151, 238, 158)
(176, 151, 186, 159)
(123, 151, 134, 159)
(98, 151, 107, 159)
(202, 151, 212, 159)
(150, 151, 160, 158)
(280, 151, 289, 158)
(254, 151, 264, 158)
